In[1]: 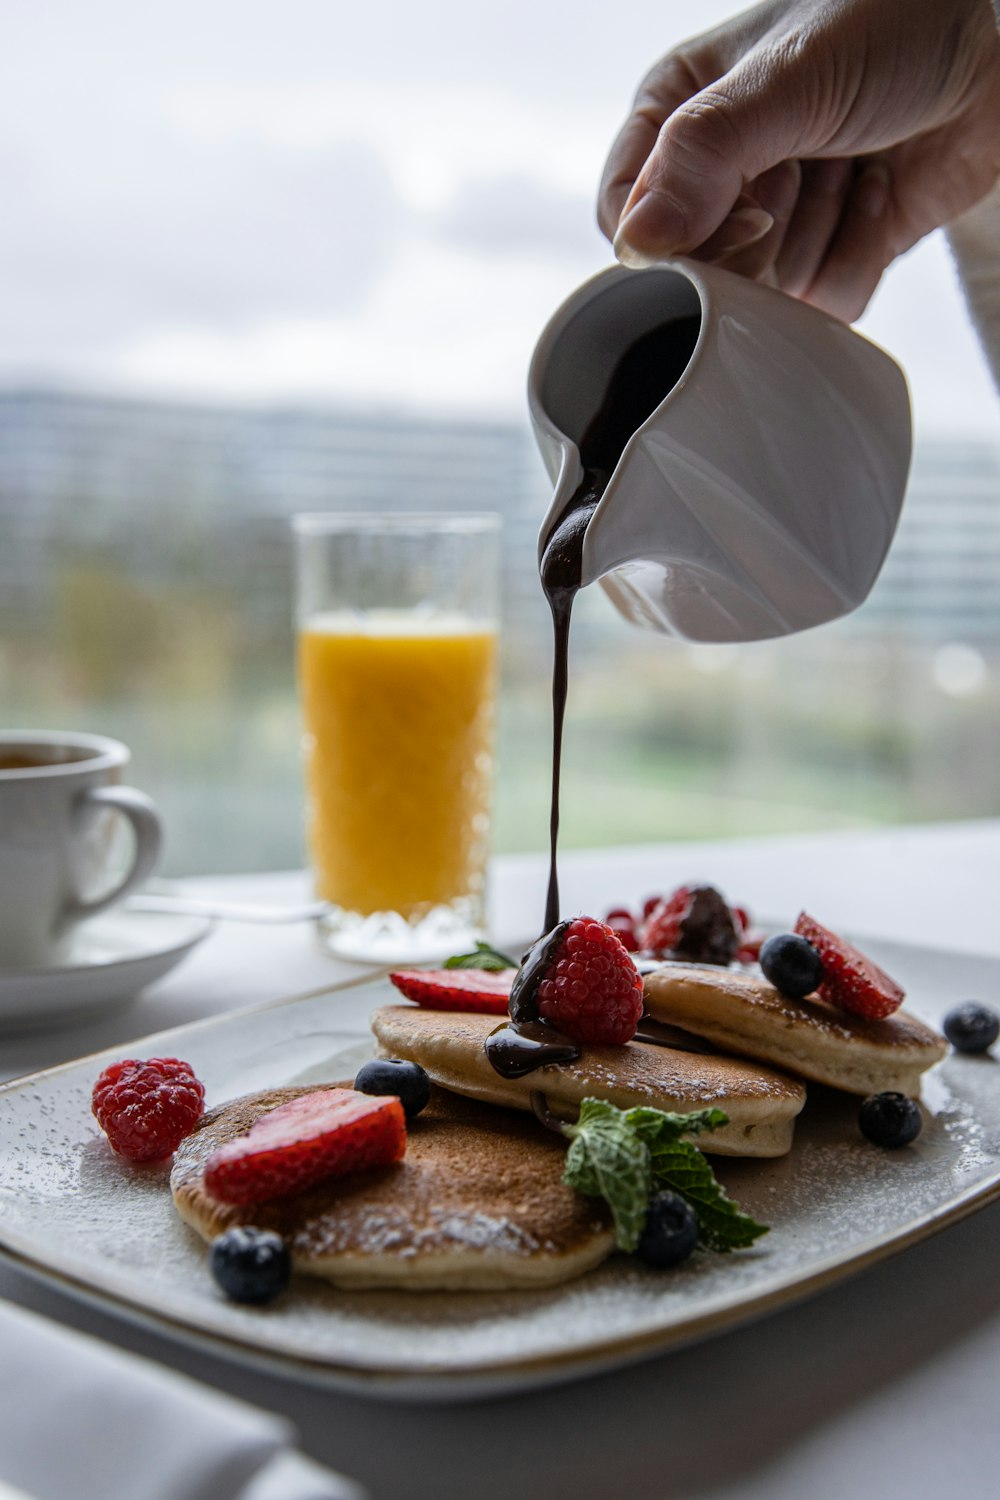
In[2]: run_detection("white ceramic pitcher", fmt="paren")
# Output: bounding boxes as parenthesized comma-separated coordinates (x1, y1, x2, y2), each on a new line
(528, 259, 912, 642)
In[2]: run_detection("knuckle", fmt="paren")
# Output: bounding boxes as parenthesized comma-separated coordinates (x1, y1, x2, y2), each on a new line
(634, 50, 702, 116)
(662, 89, 744, 169)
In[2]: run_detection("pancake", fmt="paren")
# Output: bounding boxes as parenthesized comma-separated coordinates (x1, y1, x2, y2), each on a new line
(643, 962, 946, 1096)
(171, 1083, 615, 1291)
(371, 1005, 805, 1157)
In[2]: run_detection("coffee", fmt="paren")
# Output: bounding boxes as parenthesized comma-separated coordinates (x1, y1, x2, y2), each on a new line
(0, 748, 97, 773)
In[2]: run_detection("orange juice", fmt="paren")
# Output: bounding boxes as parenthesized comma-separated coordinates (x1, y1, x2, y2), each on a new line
(298, 611, 498, 918)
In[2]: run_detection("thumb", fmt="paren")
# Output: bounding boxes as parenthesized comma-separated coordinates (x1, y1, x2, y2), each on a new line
(614, 64, 814, 261)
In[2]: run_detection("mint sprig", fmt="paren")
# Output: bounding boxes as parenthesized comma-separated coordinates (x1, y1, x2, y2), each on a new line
(562, 1100, 652, 1253)
(443, 940, 518, 972)
(561, 1098, 768, 1255)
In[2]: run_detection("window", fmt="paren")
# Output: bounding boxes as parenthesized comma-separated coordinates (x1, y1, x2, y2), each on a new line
(3, 2, 998, 876)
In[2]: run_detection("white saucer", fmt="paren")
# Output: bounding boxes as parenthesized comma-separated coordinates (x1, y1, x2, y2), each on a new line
(0, 909, 213, 1032)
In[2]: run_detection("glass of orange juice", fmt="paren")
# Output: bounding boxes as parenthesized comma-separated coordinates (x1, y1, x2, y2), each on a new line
(293, 513, 500, 961)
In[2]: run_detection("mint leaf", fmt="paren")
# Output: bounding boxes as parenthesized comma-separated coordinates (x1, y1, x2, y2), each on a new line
(562, 1099, 651, 1253)
(624, 1105, 729, 1148)
(561, 1098, 768, 1256)
(443, 941, 517, 972)
(647, 1137, 769, 1252)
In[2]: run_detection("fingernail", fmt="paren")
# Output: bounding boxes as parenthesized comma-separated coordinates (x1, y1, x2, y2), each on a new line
(856, 161, 891, 218)
(614, 200, 774, 268)
(705, 205, 775, 255)
(613, 194, 675, 267)
(613, 220, 658, 267)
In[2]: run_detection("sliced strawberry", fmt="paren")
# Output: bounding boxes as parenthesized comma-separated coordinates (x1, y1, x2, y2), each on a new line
(606, 915, 639, 952)
(640, 885, 692, 954)
(204, 1088, 406, 1205)
(389, 967, 513, 1013)
(794, 912, 905, 1020)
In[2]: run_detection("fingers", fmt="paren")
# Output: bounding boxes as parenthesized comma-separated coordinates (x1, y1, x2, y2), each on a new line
(694, 159, 802, 281)
(599, 112, 671, 241)
(803, 161, 895, 321)
(597, 54, 705, 241)
(612, 87, 759, 258)
(607, 19, 841, 264)
(774, 158, 855, 296)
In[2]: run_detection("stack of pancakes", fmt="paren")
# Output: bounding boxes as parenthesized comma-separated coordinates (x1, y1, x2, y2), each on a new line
(172, 954, 945, 1292)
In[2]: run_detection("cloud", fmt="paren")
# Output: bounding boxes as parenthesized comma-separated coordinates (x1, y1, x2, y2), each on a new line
(0, 0, 996, 434)
(0, 135, 400, 359)
(432, 173, 604, 259)
(107, 239, 596, 415)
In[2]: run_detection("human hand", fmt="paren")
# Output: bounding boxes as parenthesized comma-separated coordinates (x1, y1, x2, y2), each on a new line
(599, 0, 1000, 321)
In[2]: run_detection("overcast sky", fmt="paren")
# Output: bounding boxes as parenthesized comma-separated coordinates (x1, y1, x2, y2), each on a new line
(2, 0, 997, 438)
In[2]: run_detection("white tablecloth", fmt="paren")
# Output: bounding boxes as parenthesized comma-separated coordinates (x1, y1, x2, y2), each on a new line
(2, 823, 999, 1500)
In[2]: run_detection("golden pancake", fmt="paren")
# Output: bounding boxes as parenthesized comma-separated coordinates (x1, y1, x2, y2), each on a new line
(643, 962, 946, 1096)
(371, 1004, 805, 1157)
(171, 1083, 614, 1291)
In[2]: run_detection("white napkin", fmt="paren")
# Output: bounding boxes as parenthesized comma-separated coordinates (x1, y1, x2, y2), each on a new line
(0, 1302, 363, 1500)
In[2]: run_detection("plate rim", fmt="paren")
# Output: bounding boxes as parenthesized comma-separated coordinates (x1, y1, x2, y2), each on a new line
(2, 945, 1000, 1398)
(3, 1167, 1000, 1401)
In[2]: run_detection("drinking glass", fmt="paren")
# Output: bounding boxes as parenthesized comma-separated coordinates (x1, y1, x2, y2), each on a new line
(293, 512, 500, 961)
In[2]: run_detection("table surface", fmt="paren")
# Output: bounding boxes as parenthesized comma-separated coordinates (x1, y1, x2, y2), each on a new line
(3, 821, 1000, 1500)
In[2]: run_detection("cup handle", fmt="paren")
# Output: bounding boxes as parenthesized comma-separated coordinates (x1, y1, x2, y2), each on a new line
(67, 785, 164, 920)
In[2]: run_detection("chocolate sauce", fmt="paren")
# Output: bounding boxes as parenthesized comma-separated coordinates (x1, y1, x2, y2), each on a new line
(485, 314, 701, 1088)
(539, 315, 701, 932)
(529, 1091, 574, 1134)
(508, 921, 569, 1023)
(633, 1016, 719, 1056)
(485, 921, 581, 1077)
(484, 1019, 581, 1079)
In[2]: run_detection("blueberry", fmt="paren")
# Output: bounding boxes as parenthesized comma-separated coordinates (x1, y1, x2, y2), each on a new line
(210, 1226, 291, 1305)
(759, 932, 825, 1000)
(858, 1092, 922, 1149)
(635, 1190, 699, 1269)
(354, 1058, 431, 1119)
(943, 1003, 1000, 1055)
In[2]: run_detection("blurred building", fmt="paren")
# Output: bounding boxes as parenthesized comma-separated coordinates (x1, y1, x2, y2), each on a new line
(1, 387, 999, 648)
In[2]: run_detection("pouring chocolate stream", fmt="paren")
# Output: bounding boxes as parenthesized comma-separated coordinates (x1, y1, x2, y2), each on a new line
(539, 315, 702, 932)
(487, 314, 701, 1082)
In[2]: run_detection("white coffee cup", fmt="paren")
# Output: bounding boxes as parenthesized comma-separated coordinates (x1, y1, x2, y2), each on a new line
(529, 259, 912, 642)
(0, 730, 163, 968)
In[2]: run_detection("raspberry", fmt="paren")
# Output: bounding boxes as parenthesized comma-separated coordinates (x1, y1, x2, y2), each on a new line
(642, 885, 738, 965)
(535, 916, 643, 1045)
(204, 1087, 406, 1205)
(794, 912, 905, 1020)
(92, 1056, 205, 1163)
(389, 967, 512, 1013)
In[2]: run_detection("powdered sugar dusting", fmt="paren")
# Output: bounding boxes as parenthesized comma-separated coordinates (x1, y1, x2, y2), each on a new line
(1, 966, 1000, 1395)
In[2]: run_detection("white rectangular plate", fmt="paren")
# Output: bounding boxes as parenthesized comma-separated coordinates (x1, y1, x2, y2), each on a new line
(1, 939, 999, 1401)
